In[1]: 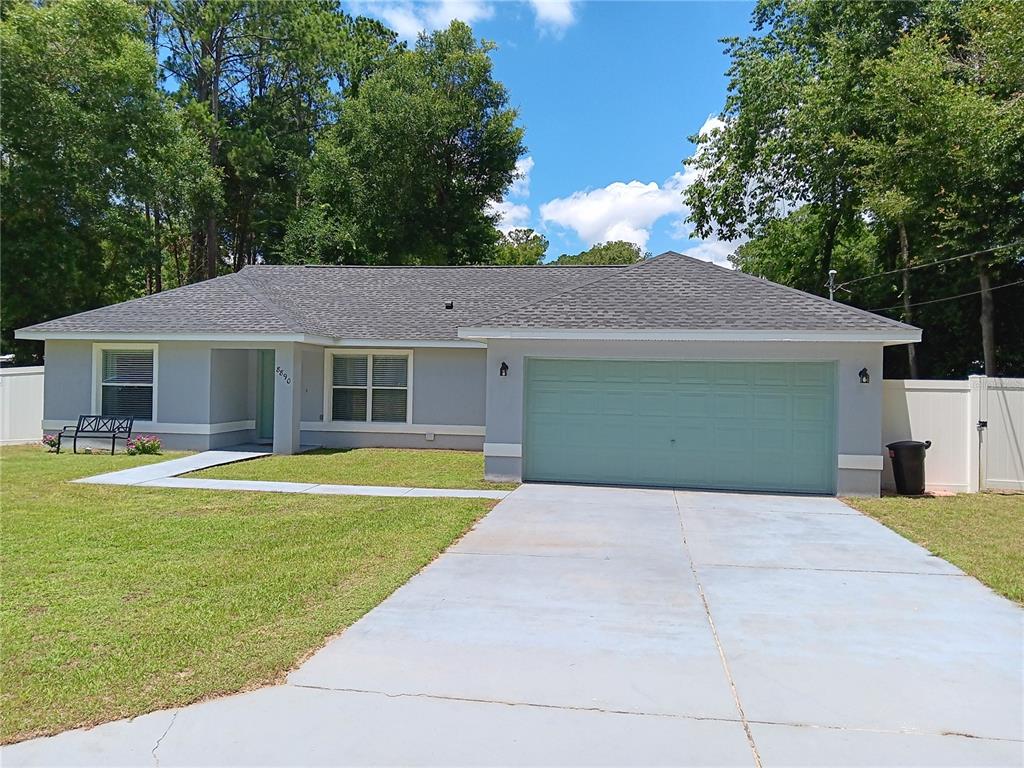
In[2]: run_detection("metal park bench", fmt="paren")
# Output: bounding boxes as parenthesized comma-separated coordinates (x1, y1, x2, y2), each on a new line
(56, 416, 134, 455)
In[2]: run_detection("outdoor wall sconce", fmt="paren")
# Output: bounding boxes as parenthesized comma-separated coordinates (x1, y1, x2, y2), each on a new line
(499, 361, 509, 377)
(858, 367, 870, 384)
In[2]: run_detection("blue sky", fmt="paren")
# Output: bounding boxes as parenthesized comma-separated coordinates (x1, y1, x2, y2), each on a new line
(347, 1, 755, 262)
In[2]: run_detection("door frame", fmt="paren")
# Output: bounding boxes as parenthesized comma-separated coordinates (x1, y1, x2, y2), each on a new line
(256, 349, 275, 443)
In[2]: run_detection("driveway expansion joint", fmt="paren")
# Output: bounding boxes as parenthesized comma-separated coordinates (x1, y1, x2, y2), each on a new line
(287, 682, 745, 724)
(743, 717, 1024, 744)
(695, 562, 967, 577)
(673, 490, 764, 768)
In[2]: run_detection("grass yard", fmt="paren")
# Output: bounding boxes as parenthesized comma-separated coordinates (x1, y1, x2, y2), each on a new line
(845, 493, 1024, 604)
(191, 447, 518, 490)
(0, 446, 493, 744)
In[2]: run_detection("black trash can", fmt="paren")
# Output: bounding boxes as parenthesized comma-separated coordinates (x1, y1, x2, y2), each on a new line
(886, 440, 932, 495)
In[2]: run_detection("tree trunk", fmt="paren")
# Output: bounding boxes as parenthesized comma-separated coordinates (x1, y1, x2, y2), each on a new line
(154, 207, 163, 293)
(898, 220, 920, 378)
(202, 34, 223, 281)
(977, 257, 996, 375)
(818, 211, 840, 297)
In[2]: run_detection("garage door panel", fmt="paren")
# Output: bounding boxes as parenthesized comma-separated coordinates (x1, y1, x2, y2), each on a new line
(754, 426, 792, 452)
(564, 389, 602, 415)
(713, 363, 755, 386)
(598, 359, 638, 384)
(676, 392, 711, 417)
(713, 392, 752, 419)
(637, 389, 676, 417)
(755, 362, 792, 386)
(601, 389, 636, 415)
(795, 365, 832, 387)
(793, 393, 830, 421)
(712, 423, 753, 454)
(676, 361, 714, 384)
(524, 360, 835, 493)
(754, 393, 792, 420)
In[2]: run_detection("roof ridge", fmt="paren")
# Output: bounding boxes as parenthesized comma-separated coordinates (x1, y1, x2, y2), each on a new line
(465, 259, 647, 327)
(250, 263, 626, 271)
(232, 269, 309, 334)
(668, 251, 919, 332)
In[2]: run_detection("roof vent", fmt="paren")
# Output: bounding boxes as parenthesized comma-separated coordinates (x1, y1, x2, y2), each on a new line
(444, 301, 454, 310)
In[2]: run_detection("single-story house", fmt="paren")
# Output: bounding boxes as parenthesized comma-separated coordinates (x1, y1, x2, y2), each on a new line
(17, 252, 920, 496)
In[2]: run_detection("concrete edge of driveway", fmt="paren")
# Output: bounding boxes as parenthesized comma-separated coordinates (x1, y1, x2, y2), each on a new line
(72, 448, 513, 500)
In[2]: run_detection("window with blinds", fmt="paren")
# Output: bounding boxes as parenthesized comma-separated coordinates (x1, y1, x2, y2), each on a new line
(331, 353, 409, 423)
(101, 349, 154, 420)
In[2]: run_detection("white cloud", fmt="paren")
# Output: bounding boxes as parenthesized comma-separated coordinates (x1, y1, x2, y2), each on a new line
(487, 199, 531, 233)
(509, 156, 534, 198)
(351, 0, 493, 40)
(682, 239, 745, 267)
(528, 0, 576, 34)
(537, 114, 744, 265)
(539, 176, 686, 252)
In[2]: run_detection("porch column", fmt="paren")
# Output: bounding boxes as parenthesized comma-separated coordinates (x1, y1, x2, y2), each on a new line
(272, 342, 302, 454)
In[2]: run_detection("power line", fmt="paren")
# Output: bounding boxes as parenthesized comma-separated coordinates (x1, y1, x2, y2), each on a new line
(869, 278, 1024, 312)
(835, 241, 1024, 290)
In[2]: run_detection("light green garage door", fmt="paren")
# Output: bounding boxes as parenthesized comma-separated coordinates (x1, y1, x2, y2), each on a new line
(524, 359, 836, 494)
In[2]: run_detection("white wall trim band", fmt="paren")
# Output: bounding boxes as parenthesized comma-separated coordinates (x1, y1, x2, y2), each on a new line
(300, 421, 485, 436)
(41, 420, 255, 435)
(838, 454, 884, 471)
(458, 327, 921, 345)
(483, 442, 522, 458)
(16, 330, 485, 349)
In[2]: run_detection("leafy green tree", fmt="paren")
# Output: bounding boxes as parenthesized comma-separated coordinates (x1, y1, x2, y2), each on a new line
(1, 0, 213, 361)
(494, 229, 549, 265)
(685, 2, 928, 291)
(688, 0, 1024, 377)
(285, 21, 525, 265)
(553, 241, 645, 265)
(154, 0, 380, 279)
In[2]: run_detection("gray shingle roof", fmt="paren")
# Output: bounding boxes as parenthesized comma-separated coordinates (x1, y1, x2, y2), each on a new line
(467, 252, 917, 333)
(18, 264, 623, 339)
(18, 252, 916, 339)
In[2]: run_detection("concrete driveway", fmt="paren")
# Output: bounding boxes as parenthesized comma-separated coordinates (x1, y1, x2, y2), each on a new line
(6, 485, 1022, 766)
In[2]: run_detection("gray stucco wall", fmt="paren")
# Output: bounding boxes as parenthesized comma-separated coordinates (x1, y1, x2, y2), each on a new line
(301, 347, 325, 422)
(156, 342, 211, 423)
(210, 349, 251, 422)
(301, 347, 486, 427)
(39, 340, 486, 453)
(482, 339, 886, 496)
(43, 341, 93, 420)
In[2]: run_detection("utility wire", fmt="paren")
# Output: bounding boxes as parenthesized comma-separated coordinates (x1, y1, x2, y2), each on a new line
(869, 278, 1024, 312)
(835, 241, 1024, 290)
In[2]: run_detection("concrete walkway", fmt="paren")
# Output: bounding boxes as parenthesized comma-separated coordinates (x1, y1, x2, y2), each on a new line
(5, 485, 1021, 766)
(73, 448, 511, 500)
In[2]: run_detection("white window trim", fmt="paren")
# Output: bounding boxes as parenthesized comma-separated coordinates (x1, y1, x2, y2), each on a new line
(91, 343, 159, 422)
(322, 348, 414, 425)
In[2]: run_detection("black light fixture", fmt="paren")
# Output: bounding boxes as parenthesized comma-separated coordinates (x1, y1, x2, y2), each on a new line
(499, 361, 509, 377)
(858, 367, 870, 384)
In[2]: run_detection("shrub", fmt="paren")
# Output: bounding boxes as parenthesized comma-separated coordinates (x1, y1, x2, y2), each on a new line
(41, 434, 60, 451)
(125, 435, 161, 455)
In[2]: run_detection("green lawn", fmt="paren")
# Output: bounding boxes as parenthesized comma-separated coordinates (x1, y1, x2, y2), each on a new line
(191, 447, 518, 490)
(845, 493, 1024, 604)
(0, 446, 493, 743)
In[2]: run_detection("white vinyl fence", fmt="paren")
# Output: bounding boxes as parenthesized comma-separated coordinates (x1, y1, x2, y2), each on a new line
(882, 377, 1024, 493)
(0, 366, 45, 445)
